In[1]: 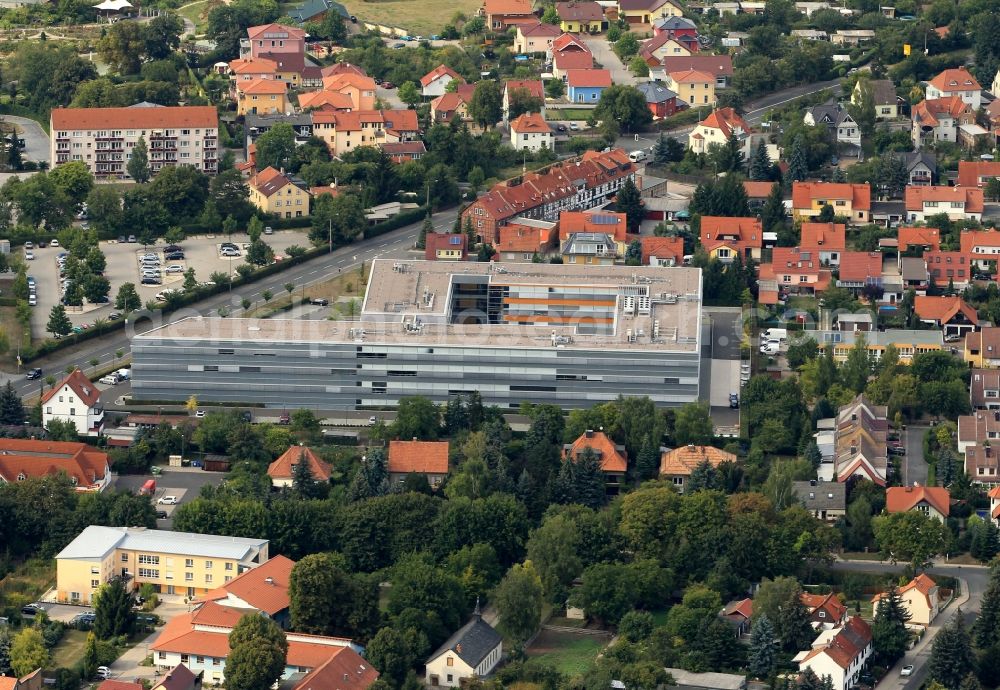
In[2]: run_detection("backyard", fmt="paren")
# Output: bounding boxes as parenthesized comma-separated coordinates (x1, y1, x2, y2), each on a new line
(525, 628, 609, 676)
(48, 629, 89, 670)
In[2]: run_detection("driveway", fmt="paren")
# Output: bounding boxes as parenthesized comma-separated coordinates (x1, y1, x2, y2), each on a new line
(903, 425, 928, 486)
(1, 114, 50, 163)
(580, 34, 634, 87)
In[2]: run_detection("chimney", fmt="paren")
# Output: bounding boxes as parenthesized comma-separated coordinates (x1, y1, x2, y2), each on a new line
(687, 444, 695, 451)
(585, 429, 594, 438)
(456, 643, 463, 654)
(265, 577, 274, 584)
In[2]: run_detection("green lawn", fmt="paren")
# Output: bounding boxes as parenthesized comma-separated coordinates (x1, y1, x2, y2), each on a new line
(526, 630, 607, 676)
(546, 108, 594, 122)
(49, 629, 88, 670)
(177, 0, 220, 36)
(0, 559, 55, 611)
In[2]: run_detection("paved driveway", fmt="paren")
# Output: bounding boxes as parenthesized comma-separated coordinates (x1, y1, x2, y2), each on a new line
(580, 34, 634, 87)
(903, 425, 928, 486)
(0, 114, 50, 163)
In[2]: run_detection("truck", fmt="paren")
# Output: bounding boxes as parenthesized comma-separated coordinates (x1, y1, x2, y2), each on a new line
(138, 479, 156, 496)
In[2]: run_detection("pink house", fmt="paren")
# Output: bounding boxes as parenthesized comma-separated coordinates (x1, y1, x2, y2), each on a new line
(244, 24, 306, 60)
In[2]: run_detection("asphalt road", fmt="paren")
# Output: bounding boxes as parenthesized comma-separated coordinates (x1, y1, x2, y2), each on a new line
(3, 209, 449, 398)
(0, 114, 51, 163)
(830, 559, 988, 690)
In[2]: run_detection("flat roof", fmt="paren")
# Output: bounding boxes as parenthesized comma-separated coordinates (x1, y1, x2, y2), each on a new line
(665, 668, 746, 690)
(56, 526, 268, 561)
(140, 260, 703, 353)
(802, 329, 944, 348)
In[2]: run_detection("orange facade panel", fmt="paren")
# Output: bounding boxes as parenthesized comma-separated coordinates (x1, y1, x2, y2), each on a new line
(501, 315, 614, 323)
(503, 298, 618, 306)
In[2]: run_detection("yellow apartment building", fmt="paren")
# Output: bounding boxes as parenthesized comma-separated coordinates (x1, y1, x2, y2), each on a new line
(665, 69, 716, 107)
(56, 526, 269, 604)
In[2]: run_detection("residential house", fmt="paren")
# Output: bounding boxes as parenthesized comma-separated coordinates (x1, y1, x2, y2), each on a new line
(382, 141, 427, 163)
(425, 611, 503, 687)
(744, 180, 776, 208)
(288, 0, 340, 23)
(421, 64, 464, 98)
(795, 617, 873, 690)
(801, 591, 848, 628)
(912, 96, 975, 149)
(926, 67, 982, 110)
(835, 313, 874, 332)
(0, 439, 110, 492)
(236, 78, 289, 116)
(552, 31, 591, 56)
(833, 394, 888, 486)
(617, 0, 682, 27)
(967, 330, 1000, 369)
(958, 410, 1000, 453)
(700, 216, 762, 262)
(42, 369, 104, 437)
(957, 160, 1000, 188)
(791, 182, 872, 224)
(898, 226, 941, 253)
(249, 167, 310, 218)
(461, 148, 636, 244)
(886, 484, 951, 521)
(793, 480, 847, 522)
(830, 29, 876, 45)
(496, 219, 558, 260)
(279, 647, 379, 690)
(924, 250, 970, 290)
(637, 81, 681, 118)
(2, 671, 43, 690)
(514, 21, 563, 54)
(321, 72, 377, 111)
(795, 0, 830, 16)
(431, 89, 474, 125)
(853, 79, 901, 119)
(665, 68, 716, 107)
(756, 247, 833, 305)
(791, 28, 829, 40)
(804, 103, 861, 149)
(990, 486, 1000, 524)
(960, 229, 1000, 270)
(297, 90, 354, 111)
(553, 50, 595, 80)
(959, 122, 991, 150)
(563, 429, 628, 494)
(658, 55, 733, 90)
(800, 222, 846, 266)
(387, 440, 449, 488)
(965, 437, 1000, 485)
(913, 295, 979, 336)
(510, 112, 553, 151)
(566, 69, 612, 102)
(228, 55, 299, 89)
(639, 34, 695, 63)
(243, 23, 307, 60)
(720, 598, 753, 637)
(872, 574, 941, 626)
(659, 445, 737, 493)
(641, 235, 685, 266)
(503, 79, 546, 122)
(557, 1, 605, 32)
(482, 0, 536, 30)
(312, 109, 420, 157)
(653, 15, 698, 38)
(98, 681, 141, 690)
(56, 525, 269, 604)
(266, 446, 330, 488)
(197, 554, 295, 628)
(902, 152, 937, 186)
(836, 251, 883, 296)
(905, 185, 984, 222)
(562, 233, 621, 264)
(425, 233, 469, 261)
(689, 107, 750, 157)
(559, 210, 628, 241)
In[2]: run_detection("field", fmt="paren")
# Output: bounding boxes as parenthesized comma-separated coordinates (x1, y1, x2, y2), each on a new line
(245, 265, 368, 318)
(336, 0, 481, 36)
(0, 559, 56, 612)
(49, 629, 89, 670)
(177, 0, 222, 36)
(525, 629, 608, 676)
(0, 303, 29, 368)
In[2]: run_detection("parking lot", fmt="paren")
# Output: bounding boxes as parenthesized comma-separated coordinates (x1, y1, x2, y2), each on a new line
(115, 467, 226, 529)
(27, 230, 311, 336)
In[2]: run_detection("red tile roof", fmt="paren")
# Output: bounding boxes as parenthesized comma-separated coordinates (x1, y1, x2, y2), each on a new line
(801, 592, 847, 623)
(519, 21, 563, 37)
(557, 1, 604, 21)
(563, 430, 628, 473)
(552, 33, 591, 53)
(801, 617, 872, 670)
(722, 598, 753, 620)
(483, 0, 535, 15)
(511, 112, 552, 133)
(288, 646, 379, 690)
(928, 66, 981, 93)
(267, 446, 331, 482)
(98, 681, 143, 690)
(238, 78, 288, 95)
(247, 23, 306, 39)
(659, 445, 735, 476)
(957, 161, 1000, 188)
(298, 90, 355, 110)
(898, 226, 941, 252)
(250, 166, 294, 197)
(873, 573, 938, 608)
(200, 555, 295, 615)
(905, 185, 984, 214)
(668, 68, 714, 84)
(792, 182, 871, 211)
(559, 210, 628, 240)
(800, 222, 846, 251)
(321, 62, 367, 78)
(498, 223, 556, 253)
(961, 228, 1000, 257)
(660, 55, 733, 77)
(505, 79, 545, 100)
(431, 92, 469, 115)
(151, 664, 198, 690)
(420, 64, 464, 88)
(425, 232, 468, 260)
(913, 295, 979, 326)
(51, 106, 217, 132)
(886, 485, 951, 517)
(229, 56, 280, 75)
(190, 601, 247, 628)
(640, 235, 684, 264)
(322, 73, 378, 94)
(697, 107, 749, 138)
(42, 368, 101, 408)
(700, 216, 762, 254)
(387, 440, 449, 474)
(743, 180, 776, 198)
(837, 251, 883, 283)
(912, 96, 971, 127)
(554, 52, 594, 71)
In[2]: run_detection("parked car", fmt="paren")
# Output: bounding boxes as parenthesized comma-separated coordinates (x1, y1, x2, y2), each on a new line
(278, 412, 290, 424)
(195, 410, 205, 418)
(141, 276, 162, 285)
(23, 241, 33, 249)
(729, 393, 739, 408)
(155, 510, 168, 519)
(99, 373, 121, 385)
(157, 495, 178, 505)
(50, 239, 59, 247)
(118, 235, 127, 243)
(96, 667, 112, 680)
(24, 251, 33, 260)
(569, 122, 579, 130)
(165, 265, 184, 274)
(21, 604, 40, 616)
(28, 295, 36, 306)
(888, 446, 906, 456)
(108, 311, 122, 321)
(556, 124, 567, 132)
(164, 244, 182, 253)
(127, 235, 137, 243)
(221, 242, 238, 250)
(164, 251, 185, 261)
(310, 297, 329, 306)
(26, 368, 42, 380)
(900, 666, 914, 677)
(264, 226, 273, 235)
(221, 248, 241, 257)
(368, 415, 378, 425)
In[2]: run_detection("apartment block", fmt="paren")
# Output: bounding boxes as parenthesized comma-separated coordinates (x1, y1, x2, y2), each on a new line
(51, 106, 218, 179)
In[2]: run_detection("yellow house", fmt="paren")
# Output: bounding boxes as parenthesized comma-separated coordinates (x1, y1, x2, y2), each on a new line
(791, 182, 872, 223)
(557, 1, 605, 32)
(236, 78, 289, 116)
(666, 69, 716, 107)
(618, 0, 682, 27)
(249, 166, 311, 218)
(55, 526, 269, 604)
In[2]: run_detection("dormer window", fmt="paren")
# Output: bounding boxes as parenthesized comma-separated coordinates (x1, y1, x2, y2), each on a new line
(16, 472, 26, 481)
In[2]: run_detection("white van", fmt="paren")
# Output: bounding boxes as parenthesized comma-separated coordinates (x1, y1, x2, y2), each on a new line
(628, 150, 647, 162)
(762, 328, 788, 343)
(117, 368, 131, 381)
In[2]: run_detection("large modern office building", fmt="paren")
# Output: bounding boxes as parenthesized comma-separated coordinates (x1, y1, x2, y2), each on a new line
(131, 260, 703, 409)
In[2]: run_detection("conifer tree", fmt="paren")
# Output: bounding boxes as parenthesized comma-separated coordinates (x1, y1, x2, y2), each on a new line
(786, 135, 808, 188)
(929, 612, 974, 690)
(747, 614, 778, 679)
(974, 567, 1000, 648)
(749, 139, 771, 181)
(872, 583, 911, 665)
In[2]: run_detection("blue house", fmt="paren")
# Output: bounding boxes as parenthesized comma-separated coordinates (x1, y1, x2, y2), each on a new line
(566, 69, 612, 103)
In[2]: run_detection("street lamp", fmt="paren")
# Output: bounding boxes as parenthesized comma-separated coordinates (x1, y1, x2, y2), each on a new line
(425, 178, 439, 213)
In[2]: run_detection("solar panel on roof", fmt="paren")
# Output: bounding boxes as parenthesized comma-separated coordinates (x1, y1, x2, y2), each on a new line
(449, 237, 462, 245)
(589, 214, 619, 225)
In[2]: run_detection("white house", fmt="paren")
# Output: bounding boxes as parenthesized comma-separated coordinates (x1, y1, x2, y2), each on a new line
(420, 65, 464, 98)
(688, 107, 752, 159)
(804, 103, 861, 149)
(925, 67, 982, 110)
(42, 369, 104, 437)
(510, 112, 553, 152)
(795, 617, 873, 690)
(872, 574, 941, 627)
(425, 612, 502, 687)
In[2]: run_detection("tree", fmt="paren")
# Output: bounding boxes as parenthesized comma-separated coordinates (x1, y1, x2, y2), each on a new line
(872, 510, 949, 567)
(494, 561, 544, 644)
(786, 135, 808, 186)
(525, 513, 583, 601)
(929, 614, 974, 690)
(747, 614, 778, 679)
(10, 628, 47, 677)
(93, 576, 136, 639)
(366, 626, 425, 686)
(817, 203, 835, 223)
(246, 240, 274, 266)
(417, 215, 432, 249)
(97, 20, 146, 74)
(468, 81, 503, 129)
(227, 615, 288, 690)
(391, 396, 440, 440)
(0, 381, 25, 425)
(974, 567, 1000, 648)
(841, 333, 872, 393)
(82, 631, 99, 680)
(46, 304, 72, 337)
(674, 402, 713, 445)
(398, 81, 421, 107)
(0, 626, 11, 676)
(255, 123, 296, 171)
(629, 55, 650, 77)
(348, 447, 389, 501)
(127, 136, 150, 183)
(116, 282, 141, 312)
(761, 182, 786, 232)
(615, 177, 644, 232)
(289, 553, 377, 638)
(310, 193, 365, 246)
(613, 32, 640, 61)
(754, 576, 814, 651)
(849, 78, 877, 138)
(749, 139, 772, 181)
(507, 87, 544, 119)
(594, 85, 652, 133)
